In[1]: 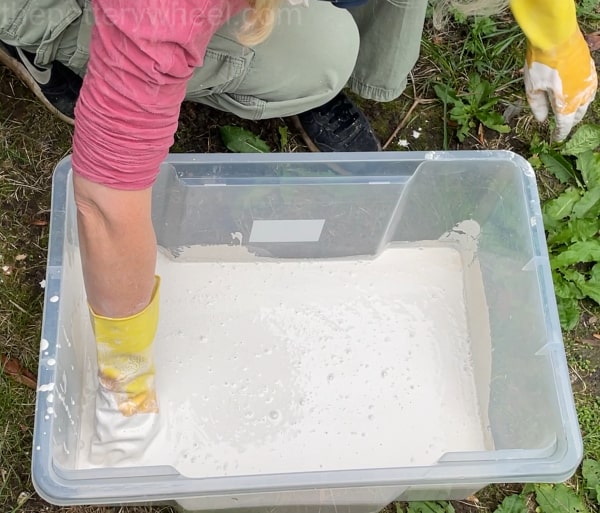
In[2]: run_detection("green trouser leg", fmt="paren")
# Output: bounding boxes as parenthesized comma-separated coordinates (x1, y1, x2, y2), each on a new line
(348, 0, 429, 102)
(2, 0, 427, 117)
(183, 1, 361, 119)
(185, 0, 429, 114)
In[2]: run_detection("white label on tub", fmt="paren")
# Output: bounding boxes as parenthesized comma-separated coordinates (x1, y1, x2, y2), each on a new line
(249, 219, 325, 243)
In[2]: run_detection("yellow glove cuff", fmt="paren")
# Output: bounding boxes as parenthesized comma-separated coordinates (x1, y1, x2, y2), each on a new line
(90, 276, 161, 353)
(90, 276, 161, 416)
(510, 0, 578, 51)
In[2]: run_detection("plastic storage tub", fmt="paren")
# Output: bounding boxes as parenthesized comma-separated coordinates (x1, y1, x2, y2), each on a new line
(33, 151, 581, 512)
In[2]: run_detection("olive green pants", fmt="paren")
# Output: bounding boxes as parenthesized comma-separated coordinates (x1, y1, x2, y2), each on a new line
(0, 0, 427, 119)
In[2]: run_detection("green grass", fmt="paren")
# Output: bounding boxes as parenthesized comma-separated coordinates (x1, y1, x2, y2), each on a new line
(579, 394, 600, 462)
(0, 378, 36, 513)
(420, 15, 522, 88)
(0, 81, 61, 510)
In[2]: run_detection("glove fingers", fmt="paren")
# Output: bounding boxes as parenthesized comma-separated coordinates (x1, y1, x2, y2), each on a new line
(553, 111, 575, 142)
(527, 89, 550, 122)
(552, 97, 592, 141)
(572, 101, 590, 127)
(91, 387, 162, 465)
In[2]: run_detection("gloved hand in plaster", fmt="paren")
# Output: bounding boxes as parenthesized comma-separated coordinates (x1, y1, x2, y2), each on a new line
(89, 277, 161, 464)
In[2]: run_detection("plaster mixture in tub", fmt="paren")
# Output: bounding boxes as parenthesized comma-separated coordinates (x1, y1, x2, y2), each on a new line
(76, 244, 492, 477)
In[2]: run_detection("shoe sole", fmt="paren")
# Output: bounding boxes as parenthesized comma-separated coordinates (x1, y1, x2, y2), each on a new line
(0, 42, 75, 126)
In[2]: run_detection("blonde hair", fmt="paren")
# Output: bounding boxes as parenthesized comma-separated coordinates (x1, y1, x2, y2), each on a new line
(238, 0, 282, 46)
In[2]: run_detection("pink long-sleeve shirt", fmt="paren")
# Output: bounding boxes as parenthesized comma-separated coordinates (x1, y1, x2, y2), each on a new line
(72, 0, 246, 190)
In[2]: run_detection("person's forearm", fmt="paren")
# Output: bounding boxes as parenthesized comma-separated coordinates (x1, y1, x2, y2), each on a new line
(73, 173, 156, 318)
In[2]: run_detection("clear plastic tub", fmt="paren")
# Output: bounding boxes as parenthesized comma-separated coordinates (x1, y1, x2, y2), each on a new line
(33, 151, 581, 512)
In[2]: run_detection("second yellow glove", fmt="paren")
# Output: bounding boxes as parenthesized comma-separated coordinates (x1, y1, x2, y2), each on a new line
(90, 276, 161, 416)
(524, 29, 597, 141)
(511, 0, 597, 141)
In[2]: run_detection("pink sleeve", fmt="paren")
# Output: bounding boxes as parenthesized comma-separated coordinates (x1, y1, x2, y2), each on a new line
(72, 0, 242, 190)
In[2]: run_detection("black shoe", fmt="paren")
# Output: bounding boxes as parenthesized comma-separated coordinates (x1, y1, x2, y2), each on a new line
(293, 92, 381, 152)
(0, 41, 81, 125)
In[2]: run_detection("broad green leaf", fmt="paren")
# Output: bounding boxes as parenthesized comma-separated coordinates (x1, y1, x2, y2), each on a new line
(494, 494, 527, 513)
(552, 270, 584, 299)
(479, 97, 501, 110)
(529, 154, 543, 170)
(220, 126, 270, 153)
(576, 150, 600, 189)
(450, 105, 468, 118)
(522, 483, 537, 494)
(546, 218, 600, 245)
(407, 501, 455, 513)
(434, 84, 460, 105)
(550, 239, 600, 268)
(483, 122, 510, 134)
(560, 268, 587, 296)
(563, 124, 600, 156)
(569, 218, 600, 241)
(455, 123, 470, 142)
(556, 295, 581, 330)
(540, 151, 578, 184)
(534, 483, 590, 513)
(559, 266, 600, 310)
(543, 216, 562, 233)
(572, 187, 600, 219)
(472, 81, 487, 105)
(578, 274, 600, 305)
(542, 187, 581, 222)
(556, 296, 581, 331)
(551, 270, 571, 298)
(582, 459, 600, 500)
(478, 111, 510, 133)
(547, 227, 570, 246)
(467, 74, 485, 96)
(580, 266, 600, 305)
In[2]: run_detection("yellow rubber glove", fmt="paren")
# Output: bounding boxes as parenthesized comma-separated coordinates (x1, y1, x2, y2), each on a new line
(90, 276, 160, 416)
(510, 0, 597, 141)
